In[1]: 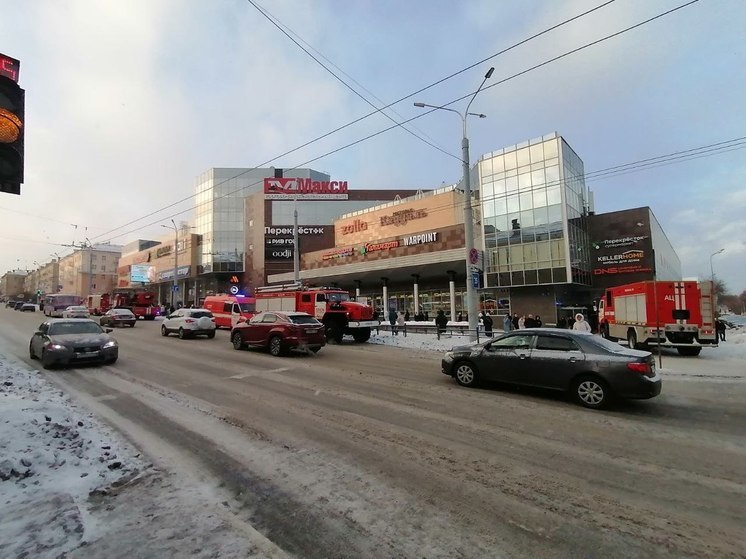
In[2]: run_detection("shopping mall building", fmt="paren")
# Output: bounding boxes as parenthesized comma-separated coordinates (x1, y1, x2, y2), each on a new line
(113, 133, 679, 322)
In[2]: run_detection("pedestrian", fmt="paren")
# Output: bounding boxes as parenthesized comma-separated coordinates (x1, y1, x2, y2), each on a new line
(512, 313, 519, 329)
(716, 318, 726, 342)
(389, 308, 398, 335)
(572, 313, 592, 332)
(397, 311, 406, 335)
(518, 315, 526, 329)
(535, 315, 542, 328)
(424, 311, 429, 322)
(435, 309, 448, 335)
(457, 312, 463, 322)
(404, 309, 410, 322)
(482, 312, 494, 338)
(557, 316, 567, 329)
(525, 314, 537, 328)
(503, 314, 513, 332)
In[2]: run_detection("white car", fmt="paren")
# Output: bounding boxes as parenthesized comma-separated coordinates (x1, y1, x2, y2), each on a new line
(161, 308, 216, 339)
(61, 305, 90, 319)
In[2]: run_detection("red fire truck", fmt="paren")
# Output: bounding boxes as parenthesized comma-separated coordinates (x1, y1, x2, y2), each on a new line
(87, 288, 160, 320)
(597, 280, 717, 356)
(254, 283, 379, 343)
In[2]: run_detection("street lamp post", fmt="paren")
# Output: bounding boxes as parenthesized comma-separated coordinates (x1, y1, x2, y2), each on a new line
(161, 220, 178, 310)
(415, 67, 494, 340)
(709, 248, 724, 283)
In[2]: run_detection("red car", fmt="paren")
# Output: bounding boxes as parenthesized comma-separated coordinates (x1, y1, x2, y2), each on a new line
(230, 311, 325, 356)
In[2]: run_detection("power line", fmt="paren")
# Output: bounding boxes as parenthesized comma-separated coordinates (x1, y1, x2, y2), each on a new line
(89, 0, 620, 242)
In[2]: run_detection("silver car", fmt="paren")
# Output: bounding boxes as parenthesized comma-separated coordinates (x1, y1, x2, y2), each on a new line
(29, 318, 118, 369)
(161, 308, 216, 339)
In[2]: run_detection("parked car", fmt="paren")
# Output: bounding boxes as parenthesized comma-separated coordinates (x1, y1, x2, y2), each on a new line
(62, 305, 90, 318)
(29, 318, 118, 369)
(5, 300, 17, 308)
(20, 303, 36, 312)
(441, 328, 661, 409)
(14, 301, 25, 310)
(230, 311, 325, 356)
(100, 308, 137, 328)
(161, 308, 216, 339)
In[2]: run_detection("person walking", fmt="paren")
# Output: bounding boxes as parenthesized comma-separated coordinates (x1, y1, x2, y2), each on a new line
(716, 318, 727, 342)
(572, 313, 592, 332)
(482, 312, 494, 338)
(389, 308, 398, 335)
(535, 315, 542, 328)
(525, 314, 537, 328)
(512, 313, 519, 330)
(518, 315, 526, 329)
(435, 309, 448, 336)
(396, 311, 406, 335)
(503, 314, 513, 332)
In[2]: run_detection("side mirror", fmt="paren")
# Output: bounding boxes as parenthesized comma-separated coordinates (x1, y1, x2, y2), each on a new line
(237, 317, 247, 324)
(34, 330, 42, 336)
(105, 328, 113, 333)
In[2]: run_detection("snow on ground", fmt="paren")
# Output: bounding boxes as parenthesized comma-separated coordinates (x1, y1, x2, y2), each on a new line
(0, 322, 746, 558)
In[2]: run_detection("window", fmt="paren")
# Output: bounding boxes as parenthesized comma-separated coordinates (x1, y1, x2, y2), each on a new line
(223, 302, 232, 312)
(535, 335, 579, 351)
(261, 314, 278, 323)
(301, 294, 312, 303)
(491, 334, 533, 349)
(316, 294, 326, 302)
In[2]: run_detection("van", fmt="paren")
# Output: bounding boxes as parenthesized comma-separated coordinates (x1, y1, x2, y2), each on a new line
(203, 294, 256, 329)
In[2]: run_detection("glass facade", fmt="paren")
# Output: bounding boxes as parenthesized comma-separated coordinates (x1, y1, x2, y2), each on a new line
(479, 133, 592, 288)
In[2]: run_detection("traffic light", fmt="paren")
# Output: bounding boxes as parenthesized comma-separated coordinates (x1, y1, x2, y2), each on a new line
(0, 53, 24, 195)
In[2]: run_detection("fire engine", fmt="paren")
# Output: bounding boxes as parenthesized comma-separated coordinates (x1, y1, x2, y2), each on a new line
(597, 280, 717, 356)
(87, 288, 159, 320)
(254, 283, 378, 343)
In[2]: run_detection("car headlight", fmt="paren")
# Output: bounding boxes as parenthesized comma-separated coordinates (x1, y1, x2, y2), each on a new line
(49, 344, 67, 351)
(102, 340, 118, 349)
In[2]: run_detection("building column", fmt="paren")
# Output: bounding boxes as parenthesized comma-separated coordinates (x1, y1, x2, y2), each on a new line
(354, 279, 361, 299)
(447, 270, 457, 320)
(381, 277, 389, 313)
(412, 274, 420, 315)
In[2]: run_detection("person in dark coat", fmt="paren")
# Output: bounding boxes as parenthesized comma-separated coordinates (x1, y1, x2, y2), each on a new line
(716, 318, 726, 341)
(435, 309, 448, 335)
(424, 311, 429, 321)
(389, 308, 398, 335)
(404, 309, 410, 322)
(512, 313, 519, 330)
(481, 312, 494, 338)
(557, 316, 567, 329)
(525, 314, 537, 328)
(535, 315, 542, 328)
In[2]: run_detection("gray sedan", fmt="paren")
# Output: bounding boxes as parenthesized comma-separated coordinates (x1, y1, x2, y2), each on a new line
(441, 328, 661, 409)
(29, 318, 119, 369)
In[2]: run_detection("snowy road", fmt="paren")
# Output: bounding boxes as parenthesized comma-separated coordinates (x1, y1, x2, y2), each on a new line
(1, 308, 745, 558)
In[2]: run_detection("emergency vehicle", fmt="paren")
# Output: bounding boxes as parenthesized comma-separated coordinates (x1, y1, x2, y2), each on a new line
(87, 288, 159, 320)
(597, 280, 717, 356)
(254, 283, 379, 343)
(203, 294, 256, 329)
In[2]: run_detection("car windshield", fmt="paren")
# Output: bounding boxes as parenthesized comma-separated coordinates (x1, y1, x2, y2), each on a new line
(113, 310, 134, 316)
(289, 315, 321, 325)
(587, 336, 630, 353)
(326, 293, 350, 302)
(238, 302, 255, 312)
(49, 322, 103, 335)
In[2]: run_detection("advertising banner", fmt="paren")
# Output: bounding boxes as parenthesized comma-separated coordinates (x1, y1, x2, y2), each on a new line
(130, 264, 156, 284)
(263, 177, 349, 200)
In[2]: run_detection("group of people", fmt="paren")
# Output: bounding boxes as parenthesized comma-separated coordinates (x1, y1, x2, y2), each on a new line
(503, 313, 543, 331)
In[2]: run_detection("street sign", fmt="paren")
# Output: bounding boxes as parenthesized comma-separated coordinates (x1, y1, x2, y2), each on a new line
(471, 271, 480, 288)
(468, 248, 479, 265)
(172, 285, 179, 292)
(229, 285, 239, 295)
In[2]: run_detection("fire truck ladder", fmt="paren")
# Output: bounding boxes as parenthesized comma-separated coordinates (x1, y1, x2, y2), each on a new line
(254, 282, 304, 293)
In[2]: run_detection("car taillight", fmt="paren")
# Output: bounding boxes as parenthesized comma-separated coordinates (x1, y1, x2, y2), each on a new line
(185, 318, 195, 323)
(627, 362, 653, 376)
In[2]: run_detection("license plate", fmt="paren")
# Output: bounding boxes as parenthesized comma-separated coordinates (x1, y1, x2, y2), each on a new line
(76, 351, 99, 358)
(306, 328, 319, 334)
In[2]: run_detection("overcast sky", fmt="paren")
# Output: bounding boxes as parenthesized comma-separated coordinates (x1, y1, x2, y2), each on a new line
(1, 0, 744, 294)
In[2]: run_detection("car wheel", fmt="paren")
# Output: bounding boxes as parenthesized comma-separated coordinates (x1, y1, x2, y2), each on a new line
(207, 331, 215, 339)
(178, 328, 187, 339)
(161, 325, 169, 337)
(454, 361, 479, 387)
(231, 331, 245, 350)
(41, 349, 55, 370)
(130, 322, 135, 328)
(29, 343, 36, 360)
(573, 376, 611, 409)
(600, 324, 610, 339)
(627, 330, 637, 350)
(269, 335, 283, 357)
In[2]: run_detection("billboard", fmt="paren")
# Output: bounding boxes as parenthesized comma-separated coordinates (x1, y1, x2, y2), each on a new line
(131, 264, 156, 284)
(263, 177, 349, 200)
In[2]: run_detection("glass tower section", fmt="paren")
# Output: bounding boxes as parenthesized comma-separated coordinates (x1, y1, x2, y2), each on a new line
(479, 133, 592, 288)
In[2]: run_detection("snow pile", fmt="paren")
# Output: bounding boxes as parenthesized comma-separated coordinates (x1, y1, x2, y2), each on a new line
(0, 352, 145, 558)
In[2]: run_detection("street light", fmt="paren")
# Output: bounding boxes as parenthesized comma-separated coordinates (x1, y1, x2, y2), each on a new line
(710, 248, 724, 283)
(414, 66, 494, 340)
(161, 219, 178, 310)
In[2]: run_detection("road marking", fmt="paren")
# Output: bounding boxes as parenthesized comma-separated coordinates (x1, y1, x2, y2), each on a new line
(225, 367, 289, 380)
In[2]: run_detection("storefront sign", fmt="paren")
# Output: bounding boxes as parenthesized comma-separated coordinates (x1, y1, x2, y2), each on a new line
(402, 231, 437, 246)
(380, 208, 427, 227)
(264, 226, 325, 235)
(322, 247, 355, 261)
(265, 238, 295, 246)
(359, 240, 400, 255)
(156, 245, 172, 258)
(157, 265, 191, 281)
(266, 247, 294, 260)
(340, 219, 368, 235)
(264, 178, 349, 200)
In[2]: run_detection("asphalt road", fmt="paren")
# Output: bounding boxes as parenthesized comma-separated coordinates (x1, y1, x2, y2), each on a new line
(1, 308, 744, 558)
